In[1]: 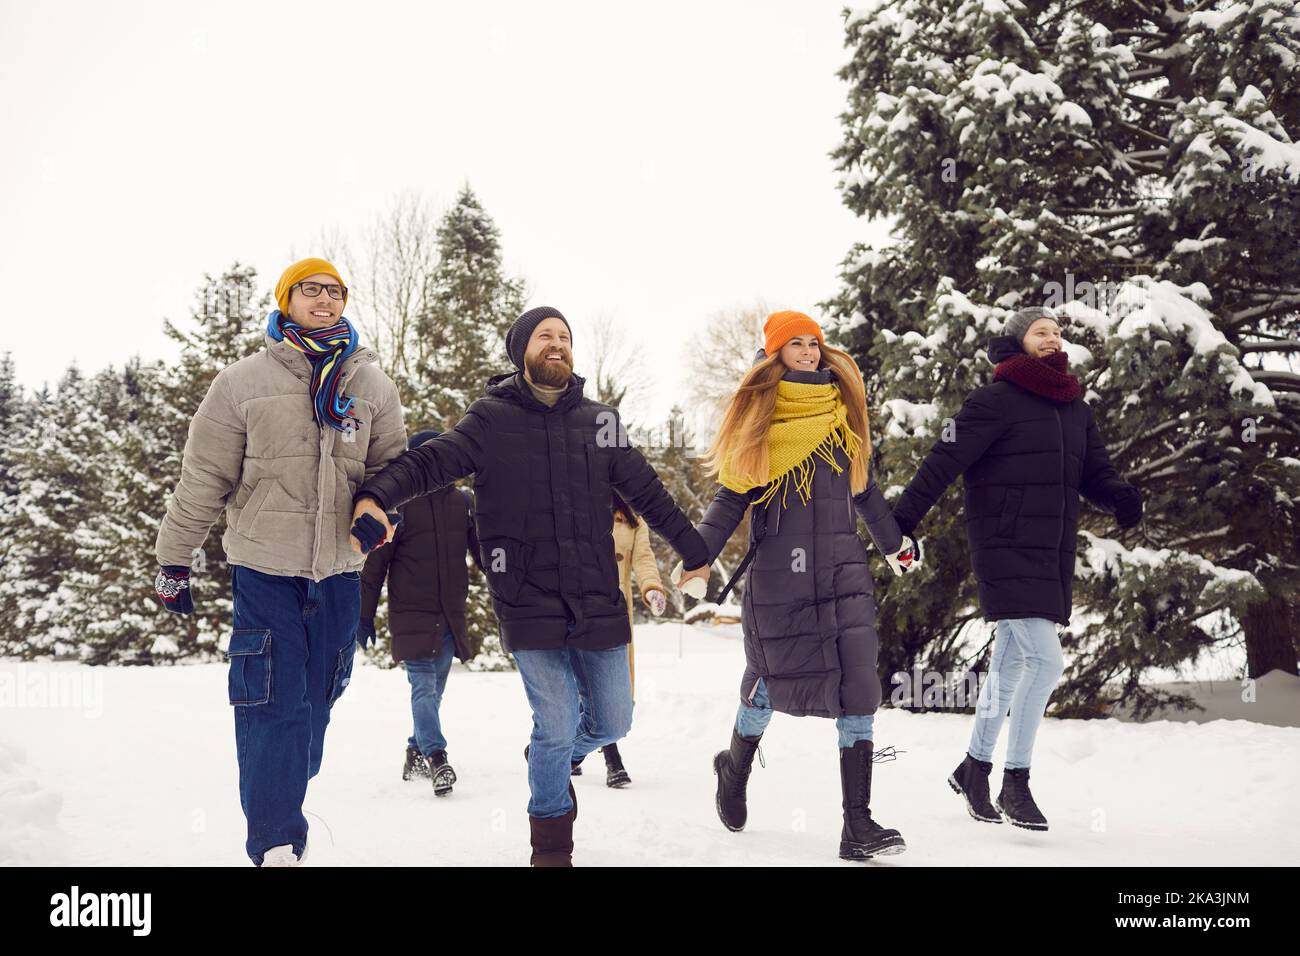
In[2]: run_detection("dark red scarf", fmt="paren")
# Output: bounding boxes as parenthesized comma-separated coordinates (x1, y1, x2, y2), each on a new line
(993, 349, 1081, 402)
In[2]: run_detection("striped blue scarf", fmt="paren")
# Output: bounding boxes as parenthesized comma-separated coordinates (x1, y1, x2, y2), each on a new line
(267, 310, 361, 432)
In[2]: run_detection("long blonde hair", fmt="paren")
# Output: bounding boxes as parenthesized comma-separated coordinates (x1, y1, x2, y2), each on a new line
(703, 343, 872, 494)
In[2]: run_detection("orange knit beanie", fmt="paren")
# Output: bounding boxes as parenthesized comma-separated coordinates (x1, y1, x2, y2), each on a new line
(763, 310, 824, 358)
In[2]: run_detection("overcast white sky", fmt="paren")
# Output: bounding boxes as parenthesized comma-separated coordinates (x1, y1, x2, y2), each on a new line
(1, 0, 889, 422)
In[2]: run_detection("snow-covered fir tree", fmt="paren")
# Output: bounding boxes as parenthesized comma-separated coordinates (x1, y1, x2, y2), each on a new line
(0, 353, 27, 640)
(407, 185, 526, 431)
(74, 359, 188, 664)
(0, 366, 116, 660)
(826, 0, 1300, 715)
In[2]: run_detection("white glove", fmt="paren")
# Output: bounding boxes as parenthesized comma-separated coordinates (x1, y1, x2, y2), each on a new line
(671, 560, 708, 599)
(885, 536, 922, 577)
(646, 588, 667, 617)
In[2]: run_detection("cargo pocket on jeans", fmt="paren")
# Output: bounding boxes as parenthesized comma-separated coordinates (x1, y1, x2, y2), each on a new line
(227, 628, 272, 705)
(328, 641, 356, 707)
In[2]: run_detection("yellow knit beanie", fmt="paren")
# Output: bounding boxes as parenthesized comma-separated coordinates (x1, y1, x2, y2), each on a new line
(275, 257, 347, 315)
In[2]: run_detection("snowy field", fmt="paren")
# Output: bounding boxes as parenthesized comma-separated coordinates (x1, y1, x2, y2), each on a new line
(3, 622, 1298, 867)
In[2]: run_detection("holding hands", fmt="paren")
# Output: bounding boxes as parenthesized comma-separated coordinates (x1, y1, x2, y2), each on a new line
(672, 561, 711, 599)
(885, 536, 923, 577)
(349, 497, 403, 553)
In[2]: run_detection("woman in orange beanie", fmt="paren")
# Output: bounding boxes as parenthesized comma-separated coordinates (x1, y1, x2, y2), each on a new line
(678, 310, 920, 860)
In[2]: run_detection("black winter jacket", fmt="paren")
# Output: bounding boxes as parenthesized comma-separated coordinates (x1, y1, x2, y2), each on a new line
(697, 368, 905, 719)
(892, 336, 1133, 626)
(359, 484, 479, 664)
(355, 371, 708, 652)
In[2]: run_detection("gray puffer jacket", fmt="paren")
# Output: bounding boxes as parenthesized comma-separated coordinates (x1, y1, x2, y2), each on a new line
(155, 322, 407, 581)
(697, 367, 904, 719)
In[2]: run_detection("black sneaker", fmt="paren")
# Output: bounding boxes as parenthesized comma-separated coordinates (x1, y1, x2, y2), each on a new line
(602, 743, 631, 788)
(402, 746, 430, 781)
(429, 750, 458, 797)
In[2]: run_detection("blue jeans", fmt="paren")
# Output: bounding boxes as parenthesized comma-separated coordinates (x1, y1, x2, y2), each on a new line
(736, 677, 875, 748)
(967, 617, 1065, 769)
(513, 645, 634, 818)
(406, 627, 456, 755)
(227, 564, 360, 866)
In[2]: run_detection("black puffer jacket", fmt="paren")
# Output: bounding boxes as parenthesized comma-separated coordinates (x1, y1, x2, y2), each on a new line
(892, 336, 1133, 626)
(697, 368, 905, 719)
(355, 371, 708, 652)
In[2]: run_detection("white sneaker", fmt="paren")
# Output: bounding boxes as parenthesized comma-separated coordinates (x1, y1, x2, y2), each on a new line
(260, 843, 303, 867)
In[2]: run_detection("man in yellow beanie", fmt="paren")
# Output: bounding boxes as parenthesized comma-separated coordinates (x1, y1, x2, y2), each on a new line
(154, 257, 408, 866)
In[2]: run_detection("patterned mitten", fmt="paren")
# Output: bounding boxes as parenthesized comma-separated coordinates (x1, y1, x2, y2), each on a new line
(154, 565, 193, 615)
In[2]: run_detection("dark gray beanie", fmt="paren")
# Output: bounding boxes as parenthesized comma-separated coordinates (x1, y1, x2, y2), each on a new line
(408, 429, 441, 450)
(1003, 306, 1059, 344)
(506, 306, 571, 370)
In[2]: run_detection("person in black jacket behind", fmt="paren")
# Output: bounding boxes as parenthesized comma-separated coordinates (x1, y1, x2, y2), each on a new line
(891, 306, 1143, 832)
(357, 429, 482, 798)
(349, 306, 708, 866)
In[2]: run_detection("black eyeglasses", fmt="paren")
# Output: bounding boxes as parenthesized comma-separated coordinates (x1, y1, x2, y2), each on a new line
(293, 281, 347, 300)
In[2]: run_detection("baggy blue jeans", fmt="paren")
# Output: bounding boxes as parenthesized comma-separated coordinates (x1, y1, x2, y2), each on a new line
(227, 564, 360, 865)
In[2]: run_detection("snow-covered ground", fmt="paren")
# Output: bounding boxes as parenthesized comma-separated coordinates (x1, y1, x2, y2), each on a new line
(2, 621, 1297, 867)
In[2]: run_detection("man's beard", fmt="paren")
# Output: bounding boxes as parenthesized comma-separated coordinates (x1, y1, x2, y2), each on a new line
(526, 349, 573, 387)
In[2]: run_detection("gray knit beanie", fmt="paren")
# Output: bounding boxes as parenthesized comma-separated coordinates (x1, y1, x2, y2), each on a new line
(1003, 306, 1059, 344)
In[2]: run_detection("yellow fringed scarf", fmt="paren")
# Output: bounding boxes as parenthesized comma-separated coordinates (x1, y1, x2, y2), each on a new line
(719, 380, 862, 509)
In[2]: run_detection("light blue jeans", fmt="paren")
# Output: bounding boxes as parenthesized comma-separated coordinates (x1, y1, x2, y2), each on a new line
(968, 617, 1065, 769)
(405, 627, 456, 756)
(514, 644, 634, 818)
(735, 677, 875, 748)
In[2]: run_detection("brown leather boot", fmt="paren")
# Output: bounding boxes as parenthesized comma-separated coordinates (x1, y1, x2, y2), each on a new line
(529, 811, 575, 867)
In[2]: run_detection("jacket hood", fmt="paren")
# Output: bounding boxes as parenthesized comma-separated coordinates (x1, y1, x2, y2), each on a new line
(987, 335, 1026, 364)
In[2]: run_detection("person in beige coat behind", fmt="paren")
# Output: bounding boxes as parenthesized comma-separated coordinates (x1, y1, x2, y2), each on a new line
(152, 257, 407, 867)
(587, 491, 668, 788)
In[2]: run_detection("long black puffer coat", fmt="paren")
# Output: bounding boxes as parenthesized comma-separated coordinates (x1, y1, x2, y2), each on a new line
(891, 335, 1133, 626)
(356, 371, 708, 653)
(697, 367, 905, 719)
